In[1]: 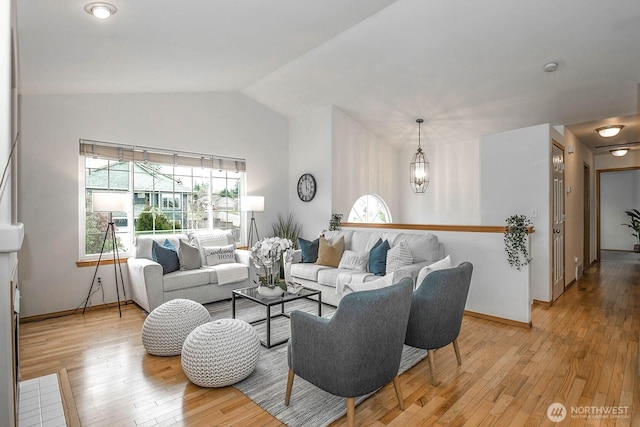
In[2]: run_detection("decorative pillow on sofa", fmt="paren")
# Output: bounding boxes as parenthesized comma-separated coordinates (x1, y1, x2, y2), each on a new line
(179, 240, 201, 270)
(298, 237, 319, 263)
(190, 230, 234, 265)
(369, 238, 390, 276)
(203, 244, 236, 266)
(152, 240, 180, 275)
(385, 240, 414, 273)
(416, 255, 452, 288)
(338, 250, 369, 271)
(315, 236, 345, 268)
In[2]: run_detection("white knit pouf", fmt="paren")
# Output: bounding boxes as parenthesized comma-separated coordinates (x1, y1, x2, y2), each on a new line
(142, 299, 211, 356)
(181, 319, 260, 387)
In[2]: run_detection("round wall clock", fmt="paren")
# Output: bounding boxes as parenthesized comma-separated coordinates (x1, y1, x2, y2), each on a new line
(297, 173, 317, 202)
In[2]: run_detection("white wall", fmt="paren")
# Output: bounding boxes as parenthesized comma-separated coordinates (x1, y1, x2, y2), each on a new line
(399, 138, 480, 224)
(332, 107, 400, 221)
(595, 150, 640, 170)
(18, 92, 288, 317)
(558, 129, 596, 276)
(0, 2, 18, 425)
(600, 169, 640, 250)
(437, 230, 531, 324)
(480, 123, 551, 302)
(595, 151, 640, 253)
(288, 106, 333, 239)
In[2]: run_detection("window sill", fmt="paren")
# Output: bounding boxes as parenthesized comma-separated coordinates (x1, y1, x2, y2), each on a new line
(76, 257, 129, 268)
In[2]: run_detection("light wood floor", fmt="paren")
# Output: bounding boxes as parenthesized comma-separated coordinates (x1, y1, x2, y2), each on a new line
(19, 258, 640, 426)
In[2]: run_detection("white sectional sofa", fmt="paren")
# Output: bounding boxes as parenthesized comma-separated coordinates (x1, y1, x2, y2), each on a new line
(127, 231, 254, 313)
(290, 229, 444, 306)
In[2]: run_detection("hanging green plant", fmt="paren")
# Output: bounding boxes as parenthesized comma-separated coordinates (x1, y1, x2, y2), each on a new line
(504, 215, 533, 271)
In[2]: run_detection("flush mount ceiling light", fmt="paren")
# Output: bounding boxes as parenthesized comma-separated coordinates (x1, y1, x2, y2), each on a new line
(596, 125, 624, 138)
(543, 62, 558, 72)
(409, 118, 430, 193)
(84, 2, 117, 19)
(610, 148, 629, 157)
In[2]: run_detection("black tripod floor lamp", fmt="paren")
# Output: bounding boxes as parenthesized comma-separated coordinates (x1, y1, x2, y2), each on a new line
(242, 195, 264, 249)
(82, 191, 129, 317)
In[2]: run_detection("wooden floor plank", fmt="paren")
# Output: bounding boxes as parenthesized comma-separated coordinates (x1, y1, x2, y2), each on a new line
(19, 256, 640, 426)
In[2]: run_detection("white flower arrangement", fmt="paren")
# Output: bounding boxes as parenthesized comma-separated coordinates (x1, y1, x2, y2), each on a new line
(250, 237, 294, 290)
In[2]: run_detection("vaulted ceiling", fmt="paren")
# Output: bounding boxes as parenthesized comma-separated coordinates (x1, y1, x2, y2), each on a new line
(16, 0, 640, 149)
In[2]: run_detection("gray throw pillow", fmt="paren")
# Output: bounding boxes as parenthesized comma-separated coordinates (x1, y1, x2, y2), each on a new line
(179, 240, 202, 270)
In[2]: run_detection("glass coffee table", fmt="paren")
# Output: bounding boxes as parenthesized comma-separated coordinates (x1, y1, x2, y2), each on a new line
(232, 286, 322, 348)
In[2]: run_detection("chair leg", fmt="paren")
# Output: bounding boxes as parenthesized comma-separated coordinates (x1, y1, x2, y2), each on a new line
(285, 369, 295, 406)
(427, 349, 437, 386)
(346, 397, 355, 427)
(453, 339, 462, 365)
(392, 376, 405, 410)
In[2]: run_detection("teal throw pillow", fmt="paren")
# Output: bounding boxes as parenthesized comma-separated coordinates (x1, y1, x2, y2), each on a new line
(152, 240, 180, 275)
(369, 238, 390, 276)
(298, 237, 319, 263)
(152, 239, 176, 262)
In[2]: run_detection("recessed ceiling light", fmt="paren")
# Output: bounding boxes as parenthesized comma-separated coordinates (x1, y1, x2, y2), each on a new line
(543, 62, 558, 72)
(596, 125, 624, 138)
(610, 148, 629, 157)
(84, 2, 117, 20)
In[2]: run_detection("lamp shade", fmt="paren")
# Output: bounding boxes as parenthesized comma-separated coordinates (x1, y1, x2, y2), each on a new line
(241, 196, 264, 212)
(92, 192, 129, 212)
(596, 125, 624, 138)
(610, 148, 629, 157)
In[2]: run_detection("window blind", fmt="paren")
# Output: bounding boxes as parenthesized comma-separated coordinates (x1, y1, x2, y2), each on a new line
(79, 139, 246, 172)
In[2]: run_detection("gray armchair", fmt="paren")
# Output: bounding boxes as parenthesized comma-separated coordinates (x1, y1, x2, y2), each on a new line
(285, 278, 414, 427)
(405, 262, 473, 386)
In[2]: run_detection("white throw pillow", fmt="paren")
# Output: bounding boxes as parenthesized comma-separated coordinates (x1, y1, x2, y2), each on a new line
(416, 255, 452, 288)
(203, 244, 236, 266)
(385, 240, 414, 273)
(338, 250, 369, 271)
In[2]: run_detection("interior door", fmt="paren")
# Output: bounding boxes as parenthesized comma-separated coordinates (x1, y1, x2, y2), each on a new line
(552, 144, 565, 300)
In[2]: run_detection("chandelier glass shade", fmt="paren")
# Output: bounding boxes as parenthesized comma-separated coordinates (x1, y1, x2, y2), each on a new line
(410, 119, 429, 193)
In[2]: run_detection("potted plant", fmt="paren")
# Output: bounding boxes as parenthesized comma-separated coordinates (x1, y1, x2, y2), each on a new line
(504, 215, 533, 271)
(329, 213, 343, 231)
(249, 237, 293, 297)
(272, 213, 301, 249)
(622, 209, 640, 253)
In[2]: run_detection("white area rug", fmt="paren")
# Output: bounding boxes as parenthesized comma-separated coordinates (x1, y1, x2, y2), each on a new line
(207, 298, 427, 427)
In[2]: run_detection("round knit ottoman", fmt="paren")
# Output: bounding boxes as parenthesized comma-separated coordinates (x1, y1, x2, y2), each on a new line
(142, 299, 211, 356)
(181, 319, 260, 387)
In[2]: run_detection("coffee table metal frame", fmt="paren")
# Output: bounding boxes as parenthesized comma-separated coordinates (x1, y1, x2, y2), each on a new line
(232, 286, 322, 348)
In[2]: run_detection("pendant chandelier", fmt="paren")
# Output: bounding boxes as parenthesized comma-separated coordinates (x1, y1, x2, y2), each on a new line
(410, 118, 429, 193)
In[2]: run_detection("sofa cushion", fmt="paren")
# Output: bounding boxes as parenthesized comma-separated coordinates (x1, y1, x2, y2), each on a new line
(291, 263, 332, 281)
(298, 237, 319, 263)
(203, 244, 236, 266)
(338, 250, 369, 271)
(316, 235, 345, 267)
(403, 233, 441, 262)
(163, 268, 210, 292)
(152, 240, 180, 275)
(369, 238, 390, 276)
(385, 240, 413, 273)
(135, 233, 188, 260)
(351, 231, 378, 252)
(179, 240, 202, 270)
(416, 255, 452, 288)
